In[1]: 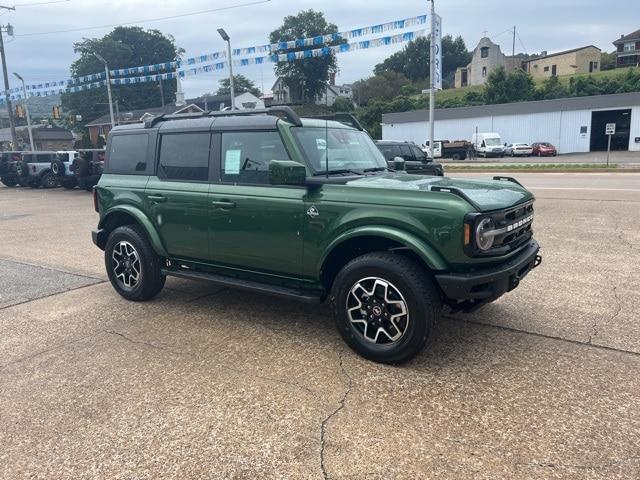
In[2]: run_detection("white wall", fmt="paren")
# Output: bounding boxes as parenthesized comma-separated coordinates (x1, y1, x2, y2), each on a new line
(630, 106, 640, 152)
(382, 106, 640, 154)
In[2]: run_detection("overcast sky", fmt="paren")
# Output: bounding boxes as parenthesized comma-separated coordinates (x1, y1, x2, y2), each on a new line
(2, 0, 637, 101)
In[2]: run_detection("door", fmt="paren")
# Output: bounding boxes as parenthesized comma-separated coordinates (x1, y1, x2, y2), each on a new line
(551, 64, 557, 76)
(208, 130, 305, 278)
(144, 131, 213, 261)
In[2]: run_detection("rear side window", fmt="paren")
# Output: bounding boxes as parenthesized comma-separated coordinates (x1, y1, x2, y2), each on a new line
(107, 134, 149, 173)
(221, 131, 289, 185)
(378, 145, 395, 161)
(158, 133, 211, 182)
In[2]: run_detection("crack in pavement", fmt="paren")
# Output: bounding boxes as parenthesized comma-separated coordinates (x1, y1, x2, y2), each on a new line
(320, 351, 353, 480)
(0, 281, 106, 311)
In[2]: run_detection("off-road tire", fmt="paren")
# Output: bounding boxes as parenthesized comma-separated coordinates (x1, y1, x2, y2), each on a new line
(40, 171, 58, 189)
(51, 160, 65, 176)
(0, 175, 18, 187)
(330, 252, 441, 364)
(105, 224, 166, 301)
(452, 153, 461, 161)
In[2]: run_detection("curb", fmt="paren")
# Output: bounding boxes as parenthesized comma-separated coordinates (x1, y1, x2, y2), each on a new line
(444, 168, 640, 173)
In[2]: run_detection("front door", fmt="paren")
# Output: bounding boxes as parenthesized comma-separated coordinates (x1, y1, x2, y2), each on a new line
(144, 131, 213, 261)
(207, 130, 305, 279)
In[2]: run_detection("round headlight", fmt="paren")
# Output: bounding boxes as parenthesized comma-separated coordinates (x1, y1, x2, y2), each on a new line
(475, 217, 495, 251)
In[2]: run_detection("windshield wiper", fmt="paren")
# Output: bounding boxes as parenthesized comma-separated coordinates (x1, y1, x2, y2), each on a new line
(312, 169, 364, 177)
(362, 167, 388, 173)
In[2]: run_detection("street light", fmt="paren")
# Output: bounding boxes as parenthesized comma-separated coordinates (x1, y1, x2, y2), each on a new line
(13, 72, 34, 151)
(93, 52, 116, 130)
(217, 28, 236, 110)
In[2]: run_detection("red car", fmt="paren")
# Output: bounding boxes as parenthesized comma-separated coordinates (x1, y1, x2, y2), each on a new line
(531, 142, 557, 157)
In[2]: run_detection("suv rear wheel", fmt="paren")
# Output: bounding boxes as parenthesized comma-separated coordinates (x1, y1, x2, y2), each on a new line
(40, 171, 58, 188)
(105, 225, 166, 301)
(0, 175, 18, 187)
(330, 252, 441, 364)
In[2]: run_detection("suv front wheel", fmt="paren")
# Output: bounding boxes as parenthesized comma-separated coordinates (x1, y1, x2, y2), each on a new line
(331, 252, 441, 364)
(105, 225, 166, 301)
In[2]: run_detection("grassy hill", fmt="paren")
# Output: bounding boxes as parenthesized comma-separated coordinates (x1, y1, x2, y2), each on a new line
(422, 67, 640, 105)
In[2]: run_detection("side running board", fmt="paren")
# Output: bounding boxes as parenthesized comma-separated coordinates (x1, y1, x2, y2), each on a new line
(161, 267, 323, 304)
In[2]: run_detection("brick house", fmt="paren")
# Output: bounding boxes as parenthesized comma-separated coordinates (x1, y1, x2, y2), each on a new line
(613, 29, 640, 68)
(522, 46, 602, 79)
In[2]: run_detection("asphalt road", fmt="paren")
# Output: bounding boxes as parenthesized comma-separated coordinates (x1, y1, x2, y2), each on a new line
(443, 150, 640, 165)
(1, 174, 639, 479)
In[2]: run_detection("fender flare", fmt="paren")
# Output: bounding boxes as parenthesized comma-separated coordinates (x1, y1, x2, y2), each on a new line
(99, 205, 168, 257)
(319, 225, 448, 273)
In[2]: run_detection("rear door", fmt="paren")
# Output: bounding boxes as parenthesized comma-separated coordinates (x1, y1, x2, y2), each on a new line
(207, 129, 305, 278)
(144, 132, 213, 261)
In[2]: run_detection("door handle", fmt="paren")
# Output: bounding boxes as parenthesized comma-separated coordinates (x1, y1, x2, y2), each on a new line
(148, 195, 168, 203)
(211, 200, 236, 209)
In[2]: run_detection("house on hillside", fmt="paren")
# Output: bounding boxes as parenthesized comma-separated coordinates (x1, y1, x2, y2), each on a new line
(271, 76, 353, 107)
(0, 124, 74, 150)
(522, 46, 601, 78)
(454, 37, 522, 88)
(613, 29, 640, 68)
(85, 103, 203, 145)
(188, 92, 265, 111)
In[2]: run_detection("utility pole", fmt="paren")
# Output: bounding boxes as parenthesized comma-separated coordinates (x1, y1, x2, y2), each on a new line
(512, 25, 516, 57)
(0, 5, 17, 149)
(93, 53, 115, 131)
(218, 29, 235, 110)
(428, 0, 436, 160)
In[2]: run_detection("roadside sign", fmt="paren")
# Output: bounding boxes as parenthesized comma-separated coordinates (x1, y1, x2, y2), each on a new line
(605, 123, 616, 135)
(432, 14, 442, 91)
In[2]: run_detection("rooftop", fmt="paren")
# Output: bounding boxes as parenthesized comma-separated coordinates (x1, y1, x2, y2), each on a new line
(523, 45, 600, 63)
(613, 29, 640, 45)
(381, 91, 640, 124)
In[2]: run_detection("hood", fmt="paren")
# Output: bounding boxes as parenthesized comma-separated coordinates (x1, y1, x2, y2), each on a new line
(345, 173, 534, 212)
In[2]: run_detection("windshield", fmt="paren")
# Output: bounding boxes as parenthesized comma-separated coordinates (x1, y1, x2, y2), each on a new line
(485, 138, 502, 146)
(292, 127, 387, 173)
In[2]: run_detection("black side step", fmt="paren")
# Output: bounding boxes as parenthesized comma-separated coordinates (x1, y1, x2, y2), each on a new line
(161, 268, 323, 304)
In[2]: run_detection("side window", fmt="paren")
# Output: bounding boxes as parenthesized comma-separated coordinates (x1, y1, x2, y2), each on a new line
(399, 145, 413, 161)
(480, 46, 489, 58)
(158, 133, 210, 182)
(221, 131, 289, 185)
(378, 145, 395, 161)
(107, 134, 149, 173)
(411, 146, 427, 162)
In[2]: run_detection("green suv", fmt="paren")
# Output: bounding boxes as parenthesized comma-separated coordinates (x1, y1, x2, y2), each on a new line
(92, 107, 541, 363)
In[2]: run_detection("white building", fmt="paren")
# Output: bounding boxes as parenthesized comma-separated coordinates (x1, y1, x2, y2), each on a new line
(271, 77, 353, 107)
(382, 92, 640, 154)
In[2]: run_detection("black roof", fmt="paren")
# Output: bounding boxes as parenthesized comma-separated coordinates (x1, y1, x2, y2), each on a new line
(613, 29, 640, 45)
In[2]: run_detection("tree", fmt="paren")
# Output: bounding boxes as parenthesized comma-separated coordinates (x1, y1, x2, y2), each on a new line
(484, 67, 534, 104)
(600, 51, 617, 71)
(352, 71, 410, 106)
(374, 35, 471, 85)
(216, 74, 261, 97)
(539, 75, 569, 100)
(61, 26, 183, 128)
(270, 10, 342, 103)
(331, 96, 354, 112)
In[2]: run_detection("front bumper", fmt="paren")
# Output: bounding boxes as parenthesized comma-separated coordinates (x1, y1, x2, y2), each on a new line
(435, 240, 541, 312)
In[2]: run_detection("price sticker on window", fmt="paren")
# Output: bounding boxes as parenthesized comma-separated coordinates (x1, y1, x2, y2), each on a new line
(225, 150, 242, 174)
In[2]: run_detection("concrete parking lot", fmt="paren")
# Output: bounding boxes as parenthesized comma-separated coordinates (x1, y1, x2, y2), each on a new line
(1, 171, 639, 479)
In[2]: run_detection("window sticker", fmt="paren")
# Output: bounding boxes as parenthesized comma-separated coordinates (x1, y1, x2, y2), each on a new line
(225, 149, 242, 174)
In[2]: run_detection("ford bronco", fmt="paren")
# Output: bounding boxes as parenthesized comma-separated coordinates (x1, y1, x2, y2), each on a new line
(92, 107, 541, 364)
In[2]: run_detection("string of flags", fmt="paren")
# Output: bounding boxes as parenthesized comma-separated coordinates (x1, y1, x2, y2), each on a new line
(1, 14, 429, 102)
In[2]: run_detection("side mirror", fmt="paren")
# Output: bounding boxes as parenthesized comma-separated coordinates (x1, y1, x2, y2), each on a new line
(269, 160, 307, 186)
(393, 156, 406, 171)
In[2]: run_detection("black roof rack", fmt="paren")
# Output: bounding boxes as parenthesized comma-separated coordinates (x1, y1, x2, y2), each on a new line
(309, 113, 364, 131)
(493, 176, 524, 187)
(144, 106, 302, 129)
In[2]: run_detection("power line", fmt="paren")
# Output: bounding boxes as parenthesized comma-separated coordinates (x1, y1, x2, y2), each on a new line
(12, 0, 70, 6)
(16, 0, 271, 37)
(516, 30, 528, 54)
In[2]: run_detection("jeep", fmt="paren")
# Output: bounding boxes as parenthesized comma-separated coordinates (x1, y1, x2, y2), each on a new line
(51, 151, 80, 189)
(93, 107, 541, 364)
(71, 149, 105, 191)
(0, 151, 23, 187)
(374, 140, 444, 176)
(16, 152, 58, 188)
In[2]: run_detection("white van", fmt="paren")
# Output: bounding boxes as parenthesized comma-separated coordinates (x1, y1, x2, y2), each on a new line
(472, 133, 504, 158)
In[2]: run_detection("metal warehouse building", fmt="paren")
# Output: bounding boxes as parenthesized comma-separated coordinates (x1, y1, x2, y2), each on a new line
(381, 92, 640, 154)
